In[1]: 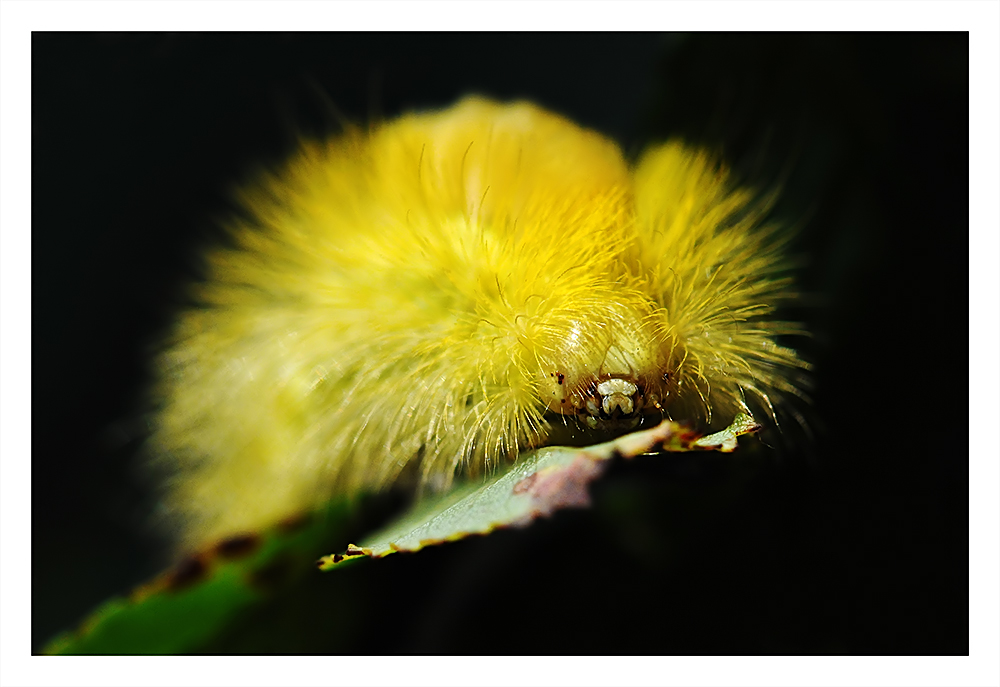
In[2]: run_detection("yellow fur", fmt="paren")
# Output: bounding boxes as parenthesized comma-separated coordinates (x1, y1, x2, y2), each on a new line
(151, 97, 809, 547)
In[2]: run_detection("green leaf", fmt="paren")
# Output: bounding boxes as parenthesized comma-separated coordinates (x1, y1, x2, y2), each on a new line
(44, 415, 758, 653)
(42, 503, 353, 655)
(318, 415, 760, 569)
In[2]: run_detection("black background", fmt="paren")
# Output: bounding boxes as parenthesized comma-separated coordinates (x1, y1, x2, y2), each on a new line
(32, 33, 968, 654)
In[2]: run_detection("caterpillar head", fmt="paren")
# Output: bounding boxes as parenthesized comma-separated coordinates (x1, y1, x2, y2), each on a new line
(535, 307, 678, 432)
(543, 369, 677, 432)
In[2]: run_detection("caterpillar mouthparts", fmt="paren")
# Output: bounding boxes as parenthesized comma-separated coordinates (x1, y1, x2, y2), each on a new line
(545, 370, 663, 430)
(150, 96, 809, 547)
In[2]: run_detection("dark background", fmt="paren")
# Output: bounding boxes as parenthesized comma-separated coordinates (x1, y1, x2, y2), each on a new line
(32, 33, 968, 654)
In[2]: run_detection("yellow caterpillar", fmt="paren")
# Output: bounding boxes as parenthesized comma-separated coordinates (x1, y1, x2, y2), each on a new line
(151, 96, 808, 548)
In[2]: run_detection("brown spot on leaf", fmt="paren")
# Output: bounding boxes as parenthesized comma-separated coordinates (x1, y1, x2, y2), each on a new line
(214, 533, 261, 560)
(166, 555, 208, 592)
(511, 457, 608, 526)
(513, 472, 538, 494)
(678, 430, 699, 444)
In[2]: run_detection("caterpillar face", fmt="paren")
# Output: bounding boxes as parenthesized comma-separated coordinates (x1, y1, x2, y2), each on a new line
(534, 303, 678, 431)
(566, 376, 647, 431)
(151, 96, 809, 547)
(542, 360, 674, 432)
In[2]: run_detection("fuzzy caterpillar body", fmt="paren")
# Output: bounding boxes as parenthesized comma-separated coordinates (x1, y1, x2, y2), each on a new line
(152, 97, 808, 547)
